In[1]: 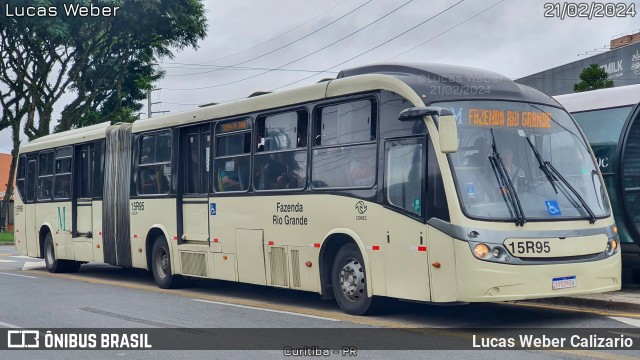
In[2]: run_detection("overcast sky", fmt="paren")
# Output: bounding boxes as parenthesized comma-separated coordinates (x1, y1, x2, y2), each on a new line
(1, 0, 638, 153)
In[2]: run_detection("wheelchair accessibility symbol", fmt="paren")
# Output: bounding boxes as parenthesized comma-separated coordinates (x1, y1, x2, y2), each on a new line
(545, 200, 561, 216)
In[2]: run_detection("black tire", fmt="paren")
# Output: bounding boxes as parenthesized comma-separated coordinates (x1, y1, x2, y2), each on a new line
(43, 232, 81, 273)
(151, 235, 182, 289)
(331, 243, 377, 315)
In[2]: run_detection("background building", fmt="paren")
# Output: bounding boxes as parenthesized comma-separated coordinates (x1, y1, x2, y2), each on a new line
(0, 153, 13, 231)
(517, 32, 640, 96)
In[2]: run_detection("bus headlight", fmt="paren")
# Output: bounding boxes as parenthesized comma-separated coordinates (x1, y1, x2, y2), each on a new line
(606, 238, 619, 256)
(473, 243, 490, 258)
(492, 247, 502, 258)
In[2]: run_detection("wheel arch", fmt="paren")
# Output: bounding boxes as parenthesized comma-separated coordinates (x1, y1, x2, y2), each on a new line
(144, 225, 173, 272)
(38, 223, 55, 259)
(318, 228, 372, 299)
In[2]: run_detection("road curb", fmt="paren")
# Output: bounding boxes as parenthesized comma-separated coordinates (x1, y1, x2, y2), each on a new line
(525, 296, 640, 312)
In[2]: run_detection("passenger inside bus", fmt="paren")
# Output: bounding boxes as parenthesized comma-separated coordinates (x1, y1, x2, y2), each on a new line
(218, 158, 242, 191)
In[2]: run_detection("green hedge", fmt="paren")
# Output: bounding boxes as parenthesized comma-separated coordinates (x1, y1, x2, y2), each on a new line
(0, 232, 14, 243)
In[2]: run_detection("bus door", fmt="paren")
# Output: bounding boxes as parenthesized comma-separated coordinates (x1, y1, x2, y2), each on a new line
(383, 137, 431, 301)
(178, 124, 211, 244)
(24, 157, 38, 257)
(73, 143, 94, 262)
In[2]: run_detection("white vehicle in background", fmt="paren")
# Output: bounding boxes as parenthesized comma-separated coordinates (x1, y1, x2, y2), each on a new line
(556, 85, 640, 283)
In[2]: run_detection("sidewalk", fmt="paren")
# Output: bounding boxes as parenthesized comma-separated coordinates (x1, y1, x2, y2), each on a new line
(526, 285, 640, 312)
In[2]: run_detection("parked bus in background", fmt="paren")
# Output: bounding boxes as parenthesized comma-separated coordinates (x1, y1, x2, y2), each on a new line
(14, 63, 620, 315)
(556, 85, 640, 283)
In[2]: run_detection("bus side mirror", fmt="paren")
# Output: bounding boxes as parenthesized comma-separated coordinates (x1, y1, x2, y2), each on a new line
(438, 113, 458, 153)
(398, 107, 458, 153)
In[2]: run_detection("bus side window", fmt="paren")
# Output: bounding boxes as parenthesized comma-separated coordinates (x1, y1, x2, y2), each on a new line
(38, 152, 54, 201)
(76, 145, 93, 199)
(16, 155, 26, 201)
(214, 119, 252, 192)
(138, 132, 172, 195)
(26, 159, 36, 203)
(385, 138, 425, 217)
(254, 110, 308, 191)
(53, 147, 72, 200)
(311, 99, 377, 189)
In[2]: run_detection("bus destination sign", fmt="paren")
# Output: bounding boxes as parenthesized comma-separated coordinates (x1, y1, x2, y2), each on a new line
(467, 108, 552, 129)
(220, 119, 250, 133)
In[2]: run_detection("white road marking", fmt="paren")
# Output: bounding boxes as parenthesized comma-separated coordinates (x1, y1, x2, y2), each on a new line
(609, 316, 640, 328)
(193, 299, 340, 322)
(22, 261, 45, 270)
(0, 259, 17, 263)
(0, 321, 20, 328)
(0, 272, 38, 279)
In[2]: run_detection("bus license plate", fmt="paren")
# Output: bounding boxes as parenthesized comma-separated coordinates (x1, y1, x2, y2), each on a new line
(552, 276, 576, 290)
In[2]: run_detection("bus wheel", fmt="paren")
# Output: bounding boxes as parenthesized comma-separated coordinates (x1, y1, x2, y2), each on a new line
(151, 235, 181, 289)
(331, 243, 376, 315)
(43, 232, 78, 273)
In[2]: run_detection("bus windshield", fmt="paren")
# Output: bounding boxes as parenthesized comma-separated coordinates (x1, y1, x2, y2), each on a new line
(433, 100, 611, 222)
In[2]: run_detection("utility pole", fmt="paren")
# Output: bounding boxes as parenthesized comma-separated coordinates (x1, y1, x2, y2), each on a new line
(147, 88, 152, 119)
(147, 88, 163, 118)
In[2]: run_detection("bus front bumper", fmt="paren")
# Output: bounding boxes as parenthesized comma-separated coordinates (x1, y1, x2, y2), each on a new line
(454, 241, 621, 302)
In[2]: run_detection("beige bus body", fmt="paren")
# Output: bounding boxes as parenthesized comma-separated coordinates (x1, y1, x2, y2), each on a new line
(14, 72, 621, 308)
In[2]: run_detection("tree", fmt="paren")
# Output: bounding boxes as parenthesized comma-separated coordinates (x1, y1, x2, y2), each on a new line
(0, 0, 207, 228)
(574, 63, 615, 92)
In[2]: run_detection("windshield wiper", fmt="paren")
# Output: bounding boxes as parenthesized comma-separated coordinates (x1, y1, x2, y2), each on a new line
(525, 137, 559, 194)
(524, 137, 597, 224)
(488, 129, 526, 226)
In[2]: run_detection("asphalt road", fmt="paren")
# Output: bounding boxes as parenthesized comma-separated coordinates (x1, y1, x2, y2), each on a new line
(1, 245, 639, 360)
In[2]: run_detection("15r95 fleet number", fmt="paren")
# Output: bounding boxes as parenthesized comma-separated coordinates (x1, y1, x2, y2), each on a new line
(507, 241, 551, 255)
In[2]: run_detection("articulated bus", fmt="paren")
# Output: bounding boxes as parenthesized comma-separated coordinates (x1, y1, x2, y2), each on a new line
(14, 63, 620, 315)
(556, 85, 640, 283)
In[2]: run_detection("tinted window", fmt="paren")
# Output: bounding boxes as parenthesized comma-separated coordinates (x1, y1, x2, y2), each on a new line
(254, 110, 308, 191)
(93, 141, 105, 198)
(16, 156, 26, 200)
(214, 119, 252, 192)
(77, 148, 93, 199)
(52, 147, 72, 200)
(217, 132, 251, 157)
(386, 139, 424, 216)
(315, 100, 374, 146)
(254, 152, 307, 190)
(138, 132, 172, 195)
(311, 99, 377, 189)
(26, 160, 36, 202)
(572, 106, 632, 145)
(183, 129, 210, 194)
(38, 152, 54, 200)
(140, 136, 156, 164)
(214, 157, 250, 192)
(256, 111, 307, 152)
(312, 144, 376, 188)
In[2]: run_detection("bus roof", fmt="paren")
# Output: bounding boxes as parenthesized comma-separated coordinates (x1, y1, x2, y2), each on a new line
(19, 63, 564, 154)
(338, 63, 559, 107)
(130, 72, 423, 134)
(555, 84, 640, 113)
(20, 121, 111, 154)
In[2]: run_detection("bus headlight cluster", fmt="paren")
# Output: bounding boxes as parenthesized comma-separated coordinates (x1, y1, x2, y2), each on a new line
(605, 238, 619, 256)
(473, 243, 507, 260)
